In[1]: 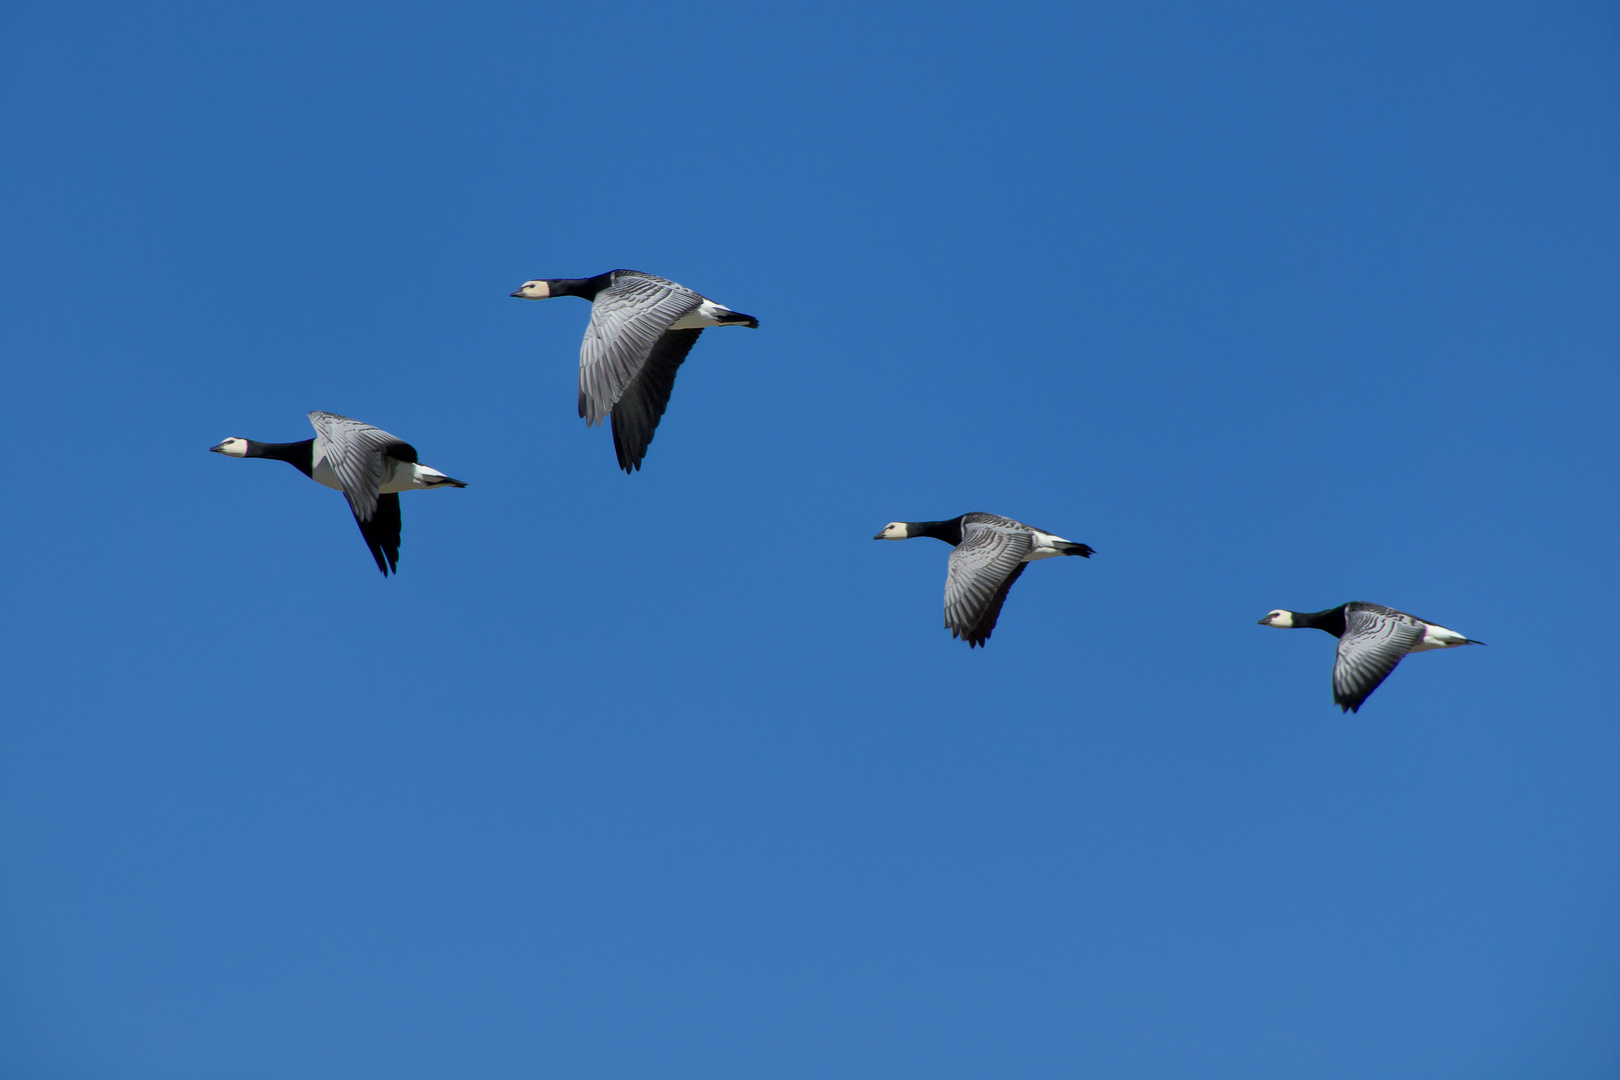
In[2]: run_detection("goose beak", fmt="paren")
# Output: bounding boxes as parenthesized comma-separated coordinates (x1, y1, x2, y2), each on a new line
(872, 532, 886, 540)
(1256, 616, 1270, 625)
(509, 290, 525, 298)
(209, 442, 227, 454)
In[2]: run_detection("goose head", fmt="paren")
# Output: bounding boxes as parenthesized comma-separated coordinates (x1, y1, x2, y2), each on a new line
(510, 280, 552, 300)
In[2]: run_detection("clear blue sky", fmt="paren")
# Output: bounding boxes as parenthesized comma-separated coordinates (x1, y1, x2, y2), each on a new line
(1, 2, 1615, 1077)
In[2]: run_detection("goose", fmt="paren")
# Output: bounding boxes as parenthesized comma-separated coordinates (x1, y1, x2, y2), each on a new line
(510, 269, 758, 473)
(1258, 602, 1484, 712)
(211, 411, 467, 576)
(874, 513, 1094, 647)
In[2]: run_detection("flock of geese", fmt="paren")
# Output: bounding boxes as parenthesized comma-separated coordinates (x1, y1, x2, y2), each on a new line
(211, 268, 1483, 713)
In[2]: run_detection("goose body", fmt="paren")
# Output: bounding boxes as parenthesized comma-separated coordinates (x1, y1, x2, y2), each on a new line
(211, 411, 467, 576)
(874, 512, 1094, 647)
(510, 269, 758, 473)
(1258, 601, 1483, 712)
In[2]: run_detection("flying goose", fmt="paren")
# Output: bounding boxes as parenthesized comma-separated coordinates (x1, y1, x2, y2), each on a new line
(874, 513, 1094, 647)
(1258, 602, 1484, 712)
(510, 269, 758, 473)
(211, 411, 467, 576)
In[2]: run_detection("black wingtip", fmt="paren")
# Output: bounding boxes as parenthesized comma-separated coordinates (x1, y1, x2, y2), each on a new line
(612, 425, 649, 473)
(610, 405, 649, 473)
(353, 492, 402, 578)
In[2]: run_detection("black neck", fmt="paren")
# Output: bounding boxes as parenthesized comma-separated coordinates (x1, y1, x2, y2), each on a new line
(1292, 605, 1349, 637)
(907, 517, 965, 546)
(547, 273, 615, 301)
(245, 439, 315, 478)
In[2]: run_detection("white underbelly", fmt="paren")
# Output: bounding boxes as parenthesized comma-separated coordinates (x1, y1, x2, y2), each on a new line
(1410, 623, 1467, 651)
(310, 455, 344, 492)
(1023, 530, 1068, 561)
(382, 462, 450, 492)
(669, 300, 731, 330)
(314, 454, 416, 493)
(379, 464, 415, 494)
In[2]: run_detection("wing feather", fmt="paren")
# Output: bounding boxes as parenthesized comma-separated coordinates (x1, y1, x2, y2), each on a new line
(609, 327, 703, 472)
(944, 522, 1032, 647)
(579, 272, 703, 427)
(356, 493, 402, 575)
(1333, 604, 1425, 712)
(306, 411, 415, 576)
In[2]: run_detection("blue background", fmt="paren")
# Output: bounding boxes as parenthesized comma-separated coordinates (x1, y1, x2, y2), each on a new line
(1, 2, 1615, 1076)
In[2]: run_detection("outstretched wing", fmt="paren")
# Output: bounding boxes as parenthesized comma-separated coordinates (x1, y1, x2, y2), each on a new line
(944, 521, 1033, 647)
(579, 272, 703, 428)
(610, 327, 704, 472)
(357, 493, 402, 576)
(1333, 604, 1425, 712)
(307, 411, 416, 576)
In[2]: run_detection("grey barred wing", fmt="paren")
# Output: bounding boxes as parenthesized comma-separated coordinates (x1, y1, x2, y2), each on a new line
(1332, 604, 1425, 712)
(306, 411, 416, 576)
(578, 272, 703, 428)
(306, 411, 416, 521)
(959, 511, 1028, 531)
(944, 522, 1032, 647)
(609, 327, 704, 472)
